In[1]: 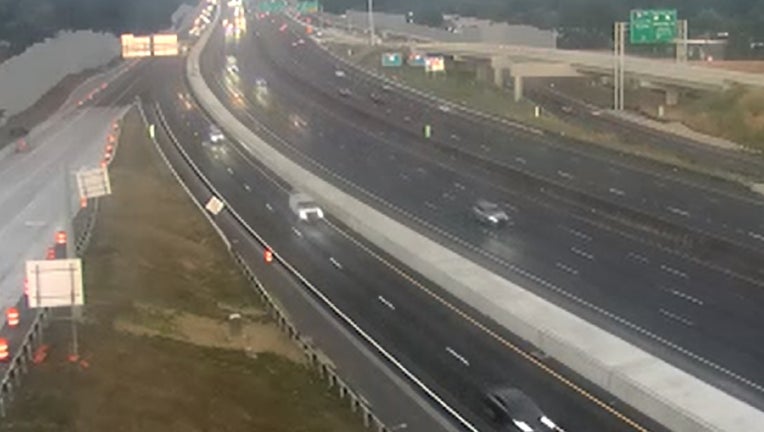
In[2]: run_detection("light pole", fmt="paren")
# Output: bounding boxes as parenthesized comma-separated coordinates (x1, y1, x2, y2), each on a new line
(367, 0, 375, 46)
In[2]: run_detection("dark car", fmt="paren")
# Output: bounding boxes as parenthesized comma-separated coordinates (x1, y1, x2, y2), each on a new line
(472, 199, 509, 226)
(483, 388, 562, 431)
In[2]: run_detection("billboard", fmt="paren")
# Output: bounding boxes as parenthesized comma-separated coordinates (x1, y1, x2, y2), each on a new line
(425, 56, 445, 72)
(120, 34, 152, 58)
(152, 34, 179, 56)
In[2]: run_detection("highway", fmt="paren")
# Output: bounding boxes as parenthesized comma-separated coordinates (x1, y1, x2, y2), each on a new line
(199, 13, 764, 410)
(143, 55, 668, 431)
(291, 24, 764, 257)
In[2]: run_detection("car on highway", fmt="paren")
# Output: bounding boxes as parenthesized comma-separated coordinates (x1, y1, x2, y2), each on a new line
(208, 125, 225, 143)
(472, 199, 509, 226)
(561, 105, 573, 114)
(201, 139, 225, 153)
(338, 88, 352, 97)
(335, 70, 346, 78)
(483, 387, 563, 431)
(289, 192, 324, 221)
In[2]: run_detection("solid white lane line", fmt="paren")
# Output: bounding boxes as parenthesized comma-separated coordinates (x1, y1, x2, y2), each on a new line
(377, 295, 396, 310)
(329, 257, 343, 269)
(570, 247, 594, 261)
(445, 347, 470, 366)
(659, 309, 694, 326)
(555, 262, 579, 276)
(661, 264, 689, 279)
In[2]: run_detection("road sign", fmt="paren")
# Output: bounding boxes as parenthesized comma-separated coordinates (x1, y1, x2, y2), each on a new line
(152, 34, 179, 56)
(296, 1, 319, 14)
(120, 34, 152, 58)
(257, 0, 286, 13)
(381, 52, 402, 67)
(408, 53, 426, 67)
(205, 196, 225, 215)
(629, 9, 677, 44)
(26, 259, 84, 309)
(76, 166, 112, 200)
(425, 56, 445, 72)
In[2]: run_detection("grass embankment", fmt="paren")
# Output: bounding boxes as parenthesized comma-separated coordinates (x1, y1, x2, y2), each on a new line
(327, 42, 760, 184)
(0, 109, 362, 432)
(668, 85, 764, 153)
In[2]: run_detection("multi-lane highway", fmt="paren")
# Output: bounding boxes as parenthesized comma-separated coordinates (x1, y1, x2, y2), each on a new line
(144, 50, 667, 431)
(195, 11, 764, 414)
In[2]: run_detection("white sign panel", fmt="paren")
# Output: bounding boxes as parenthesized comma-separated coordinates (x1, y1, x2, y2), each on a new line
(76, 166, 112, 199)
(425, 56, 445, 72)
(26, 259, 84, 308)
(205, 196, 225, 215)
(121, 34, 152, 58)
(152, 34, 179, 57)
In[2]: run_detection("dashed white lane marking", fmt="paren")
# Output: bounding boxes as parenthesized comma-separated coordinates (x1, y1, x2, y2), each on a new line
(453, 182, 466, 190)
(377, 295, 396, 310)
(329, 257, 343, 269)
(570, 247, 594, 261)
(608, 187, 625, 196)
(515, 157, 527, 165)
(659, 309, 695, 326)
(661, 264, 689, 279)
(749, 231, 764, 242)
(559, 225, 591, 242)
(291, 226, 303, 237)
(557, 170, 574, 180)
(627, 252, 649, 264)
(667, 206, 690, 218)
(445, 347, 470, 366)
(555, 262, 579, 276)
(666, 289, 704, 306)
(265, 203, 274, 212)
(243, 183, 251, 191)
(424, 201, 437, 210)
(399, 173, 410, 181)
(226, 167, 234, 175)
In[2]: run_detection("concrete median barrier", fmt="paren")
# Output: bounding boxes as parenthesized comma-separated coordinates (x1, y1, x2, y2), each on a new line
(186, 7, 764, 432)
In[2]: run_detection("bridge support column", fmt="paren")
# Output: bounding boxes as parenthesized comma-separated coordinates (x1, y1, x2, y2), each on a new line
(476, 63, 492, 83)
(665, 88, 680, 106)
(494, 67, 505, 87)
(513, 76, 524, 102)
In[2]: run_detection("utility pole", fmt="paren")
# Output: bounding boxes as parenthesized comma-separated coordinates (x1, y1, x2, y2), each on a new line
(613, 21, 626, 111)
(676, 19, 688, 63)
(367, 0, 375, 46)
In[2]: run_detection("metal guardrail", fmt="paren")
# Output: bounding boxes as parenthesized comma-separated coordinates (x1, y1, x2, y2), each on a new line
(145, 100, 399, 432)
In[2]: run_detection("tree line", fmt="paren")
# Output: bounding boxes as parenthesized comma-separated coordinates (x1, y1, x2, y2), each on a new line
(0, 0, 191, 55)
(321, 0, 764, 55)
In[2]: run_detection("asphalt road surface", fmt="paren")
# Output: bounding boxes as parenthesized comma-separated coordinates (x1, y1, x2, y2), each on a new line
(142, 54, 669, 432)
(197, 14, 764, 410)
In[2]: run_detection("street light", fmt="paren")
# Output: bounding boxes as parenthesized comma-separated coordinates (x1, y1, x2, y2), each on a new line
(367, 0, 375, 46)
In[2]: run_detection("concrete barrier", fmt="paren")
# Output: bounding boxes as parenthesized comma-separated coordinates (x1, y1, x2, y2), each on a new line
(187, 6, 764, 432)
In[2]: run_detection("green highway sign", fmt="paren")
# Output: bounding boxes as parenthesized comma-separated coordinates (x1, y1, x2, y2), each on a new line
(257, 0, 287, 13)
(381, 52, 403, 67)
(629, 9, 677, 44)
(296, 1, 319, 13)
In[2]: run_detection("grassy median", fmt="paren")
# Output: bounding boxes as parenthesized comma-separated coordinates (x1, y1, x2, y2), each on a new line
(0, 108, 362, 432)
